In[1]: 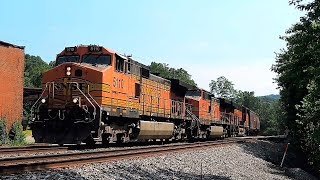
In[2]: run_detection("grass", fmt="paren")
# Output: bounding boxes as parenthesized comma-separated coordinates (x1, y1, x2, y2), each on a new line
(24, 129, 32, 137)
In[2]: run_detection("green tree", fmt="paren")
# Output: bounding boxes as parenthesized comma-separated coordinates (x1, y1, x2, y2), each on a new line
(8, 121, 26, 146)
(272, 0, 320, 174)
(296, 78, 320, 171)
(235, 91, 259, 110)
(149, 62, 197, 86)
(0, 118, 8, 145)
(209, 76, 237, 100)
(256, 97, 283, 135)
(24, 54, 50, 88)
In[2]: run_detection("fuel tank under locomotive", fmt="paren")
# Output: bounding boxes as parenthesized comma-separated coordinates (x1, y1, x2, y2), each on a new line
(134, 120, 175, 140)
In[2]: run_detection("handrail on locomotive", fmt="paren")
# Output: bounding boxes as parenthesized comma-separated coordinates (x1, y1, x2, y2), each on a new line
(30, 81, 101, 124)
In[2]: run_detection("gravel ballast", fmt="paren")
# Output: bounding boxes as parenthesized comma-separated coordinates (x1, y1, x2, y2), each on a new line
(0, 141, 317, 180)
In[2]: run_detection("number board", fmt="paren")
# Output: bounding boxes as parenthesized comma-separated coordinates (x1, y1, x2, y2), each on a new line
(88, 46, 102, 52)
(65, 47, 77, 52)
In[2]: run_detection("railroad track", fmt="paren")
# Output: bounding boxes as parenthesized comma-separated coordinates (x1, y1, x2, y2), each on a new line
(0, 139, 242, 174)
(0, 145, 68, 155)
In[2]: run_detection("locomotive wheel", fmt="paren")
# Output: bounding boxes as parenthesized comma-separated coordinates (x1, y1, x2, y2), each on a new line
(84, 136, 96, 148)
(102, 134, 110, 147)
(116, 133, 124, 144)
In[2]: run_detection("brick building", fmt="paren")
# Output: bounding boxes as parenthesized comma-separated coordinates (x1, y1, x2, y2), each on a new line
(0, 41, 25, 131)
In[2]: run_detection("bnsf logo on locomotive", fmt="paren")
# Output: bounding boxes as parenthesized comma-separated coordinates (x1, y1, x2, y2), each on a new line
(53, 82, 110, 92)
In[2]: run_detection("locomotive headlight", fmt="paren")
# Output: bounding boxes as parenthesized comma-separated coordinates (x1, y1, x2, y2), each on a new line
(66, 66, 71, 76)
(41, 98, 46, 103)
(73, 98, 78, 103)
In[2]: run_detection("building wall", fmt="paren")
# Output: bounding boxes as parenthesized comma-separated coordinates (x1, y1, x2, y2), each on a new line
(0, 42, 24, 131)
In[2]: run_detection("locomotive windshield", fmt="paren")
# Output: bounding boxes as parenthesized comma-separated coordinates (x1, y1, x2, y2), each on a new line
(82, 54, 111, 65)
(56, 55, 79, 65)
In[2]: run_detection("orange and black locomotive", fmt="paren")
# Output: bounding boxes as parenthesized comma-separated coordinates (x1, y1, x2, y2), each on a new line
(29, 45, 260, 145)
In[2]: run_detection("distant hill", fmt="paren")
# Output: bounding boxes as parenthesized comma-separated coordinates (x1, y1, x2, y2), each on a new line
(260, 94, 280, 99)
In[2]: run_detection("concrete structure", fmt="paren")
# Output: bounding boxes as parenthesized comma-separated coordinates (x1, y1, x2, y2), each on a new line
(0, 41, 25, 131)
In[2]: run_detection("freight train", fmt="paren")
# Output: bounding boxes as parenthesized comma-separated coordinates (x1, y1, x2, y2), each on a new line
(28, 45, 260, 145)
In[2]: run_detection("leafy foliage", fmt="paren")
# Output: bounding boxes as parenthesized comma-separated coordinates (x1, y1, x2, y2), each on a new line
(0, 118, 8, 145)
(272, 0, 320, 174)
(24, 54, 51, 88)
(209, 76, 237, 100)
(257, 97, 284, 135)
(23, 54, 51, 120)
(235, 91, 259, 109)
(149, 62, 197, 86)
(8, 121, 26, 146)
(0, 118, 26, 146)
(296, 78, 320, 170)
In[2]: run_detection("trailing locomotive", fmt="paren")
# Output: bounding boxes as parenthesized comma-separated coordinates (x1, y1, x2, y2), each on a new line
(29, 45, 260, 145)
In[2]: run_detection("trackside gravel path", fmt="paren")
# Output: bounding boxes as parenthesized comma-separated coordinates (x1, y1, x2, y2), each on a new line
(0, 141, 317, 180)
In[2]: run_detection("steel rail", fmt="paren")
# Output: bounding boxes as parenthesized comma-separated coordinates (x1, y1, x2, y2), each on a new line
(0, 139, 242, 174)
(0, 146, 67, 155)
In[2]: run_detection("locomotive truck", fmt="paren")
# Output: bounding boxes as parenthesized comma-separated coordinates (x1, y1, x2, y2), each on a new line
(29, 45, 260, 145)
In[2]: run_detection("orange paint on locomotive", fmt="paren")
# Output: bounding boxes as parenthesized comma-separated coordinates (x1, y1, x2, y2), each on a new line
(186, 89, 220, 123)
(42, 46, 171, 117)
(199, 91, 220, 123)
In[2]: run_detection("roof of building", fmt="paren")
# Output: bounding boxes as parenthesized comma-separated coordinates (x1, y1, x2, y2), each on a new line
(0, 40, 25, 49)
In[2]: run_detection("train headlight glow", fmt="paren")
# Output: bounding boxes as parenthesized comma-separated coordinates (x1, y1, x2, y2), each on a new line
(73, 98, 78, 103)
(66, 66, 71, 76)
(41, 98, 46, 103)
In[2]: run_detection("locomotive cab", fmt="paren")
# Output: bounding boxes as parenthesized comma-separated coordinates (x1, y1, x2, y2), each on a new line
(30, 45, 115, 145)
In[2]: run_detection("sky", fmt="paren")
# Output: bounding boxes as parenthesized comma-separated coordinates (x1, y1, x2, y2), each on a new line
(0, 1, 304, 96)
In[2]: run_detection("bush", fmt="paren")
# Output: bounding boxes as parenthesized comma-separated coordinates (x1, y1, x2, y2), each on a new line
(0, 118, 8, 145)
(8, 121, 26, 146)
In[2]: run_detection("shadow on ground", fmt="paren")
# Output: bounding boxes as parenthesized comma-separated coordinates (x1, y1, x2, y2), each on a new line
(0, 165, 231, 180)
(0, 166, 230, 180)
(239, 141, 318, 180)
(0, 171, 87, 180)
